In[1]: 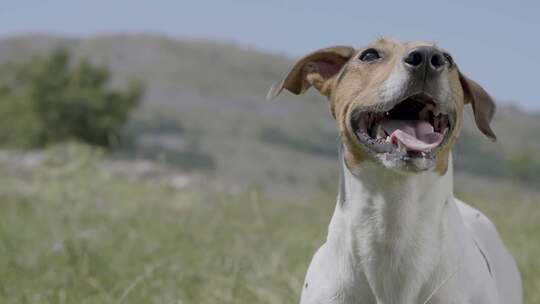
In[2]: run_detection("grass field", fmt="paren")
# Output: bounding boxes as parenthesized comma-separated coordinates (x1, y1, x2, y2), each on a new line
(0, 146, 538, 303)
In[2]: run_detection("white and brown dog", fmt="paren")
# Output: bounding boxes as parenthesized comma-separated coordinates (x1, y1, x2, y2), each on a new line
(269, 38, 522, 304)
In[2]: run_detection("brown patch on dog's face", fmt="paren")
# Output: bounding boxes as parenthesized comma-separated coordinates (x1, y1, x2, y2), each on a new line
(269, 38, 496, 175)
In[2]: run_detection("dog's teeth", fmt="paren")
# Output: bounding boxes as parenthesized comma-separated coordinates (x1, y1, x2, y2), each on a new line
(421, 152, 426, 157)
(376, 124, 385, 139)
(434, 115, 440, 130)
(440, 115, 448, 130)
(397, 141, 406, 152)
(433, 107, 441, 116)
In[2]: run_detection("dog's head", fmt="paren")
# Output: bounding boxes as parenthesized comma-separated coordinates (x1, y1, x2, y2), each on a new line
(268, 38, 496, 174)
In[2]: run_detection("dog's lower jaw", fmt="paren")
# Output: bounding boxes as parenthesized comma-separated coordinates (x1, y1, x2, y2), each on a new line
(300, 153, 503, 304)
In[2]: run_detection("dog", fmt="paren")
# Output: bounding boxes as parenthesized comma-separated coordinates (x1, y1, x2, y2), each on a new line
(268, 38, 522, 304)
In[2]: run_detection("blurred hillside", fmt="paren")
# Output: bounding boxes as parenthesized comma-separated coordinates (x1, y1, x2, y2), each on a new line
(1, 33, 538, 195)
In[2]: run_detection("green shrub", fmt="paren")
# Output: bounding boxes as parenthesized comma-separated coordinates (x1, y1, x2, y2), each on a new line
(0, 48, 143, 149)
(506, 152, 540, 184)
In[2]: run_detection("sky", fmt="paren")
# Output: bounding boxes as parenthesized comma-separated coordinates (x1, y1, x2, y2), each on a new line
(1, 0, 539, 110)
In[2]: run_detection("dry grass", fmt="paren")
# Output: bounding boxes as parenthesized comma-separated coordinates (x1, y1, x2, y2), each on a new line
(0, 145, 538, 303)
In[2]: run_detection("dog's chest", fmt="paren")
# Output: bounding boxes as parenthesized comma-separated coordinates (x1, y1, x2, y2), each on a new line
(299, 224, 464, 304)
(299, 242, 373, 304)
(299, 242, 473, 304)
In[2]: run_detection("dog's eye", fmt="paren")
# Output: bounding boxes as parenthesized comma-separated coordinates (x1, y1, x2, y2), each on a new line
(359, 48, 381, 62)
(443, 53, 454, 67)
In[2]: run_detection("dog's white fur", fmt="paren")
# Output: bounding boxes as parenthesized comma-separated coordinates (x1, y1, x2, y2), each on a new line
(300, 153, 522, 304)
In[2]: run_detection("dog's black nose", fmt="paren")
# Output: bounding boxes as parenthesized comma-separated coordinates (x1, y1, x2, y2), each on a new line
(404, 47, 445, 72)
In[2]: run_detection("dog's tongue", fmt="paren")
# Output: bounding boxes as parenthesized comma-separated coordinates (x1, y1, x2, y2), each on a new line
(381, 120, 443, 152)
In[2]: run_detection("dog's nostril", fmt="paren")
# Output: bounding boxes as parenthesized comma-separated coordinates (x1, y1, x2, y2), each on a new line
(430, 53, 445, 69)
(404, 51, 424, 67)
(405, 48, 446, 72)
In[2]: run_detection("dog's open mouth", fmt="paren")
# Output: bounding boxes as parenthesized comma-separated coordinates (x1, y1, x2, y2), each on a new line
(352, 92, 453, 158)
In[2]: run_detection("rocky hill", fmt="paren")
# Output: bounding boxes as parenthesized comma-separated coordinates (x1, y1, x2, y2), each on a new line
(1, 34, 538, 194)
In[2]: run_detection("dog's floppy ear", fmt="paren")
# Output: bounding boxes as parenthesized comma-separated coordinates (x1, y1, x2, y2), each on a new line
(267, 46, 355, 100)
(458, 71, 497, 141)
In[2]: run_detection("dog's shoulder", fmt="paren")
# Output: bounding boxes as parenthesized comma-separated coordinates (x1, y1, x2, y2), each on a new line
(300, 243, 338, 304)
(455, 198, 522, 304)
(300, 242, 374, 304)
(454, 199, 497, 233)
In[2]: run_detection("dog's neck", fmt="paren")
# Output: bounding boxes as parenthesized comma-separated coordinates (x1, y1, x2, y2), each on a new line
(330, 150, 461, 303)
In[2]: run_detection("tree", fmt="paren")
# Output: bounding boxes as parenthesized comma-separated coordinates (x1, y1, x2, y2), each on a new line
(0, 48, 143, 149)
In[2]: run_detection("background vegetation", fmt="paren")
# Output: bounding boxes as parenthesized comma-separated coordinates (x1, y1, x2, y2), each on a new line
(0, 48, 142, 149)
